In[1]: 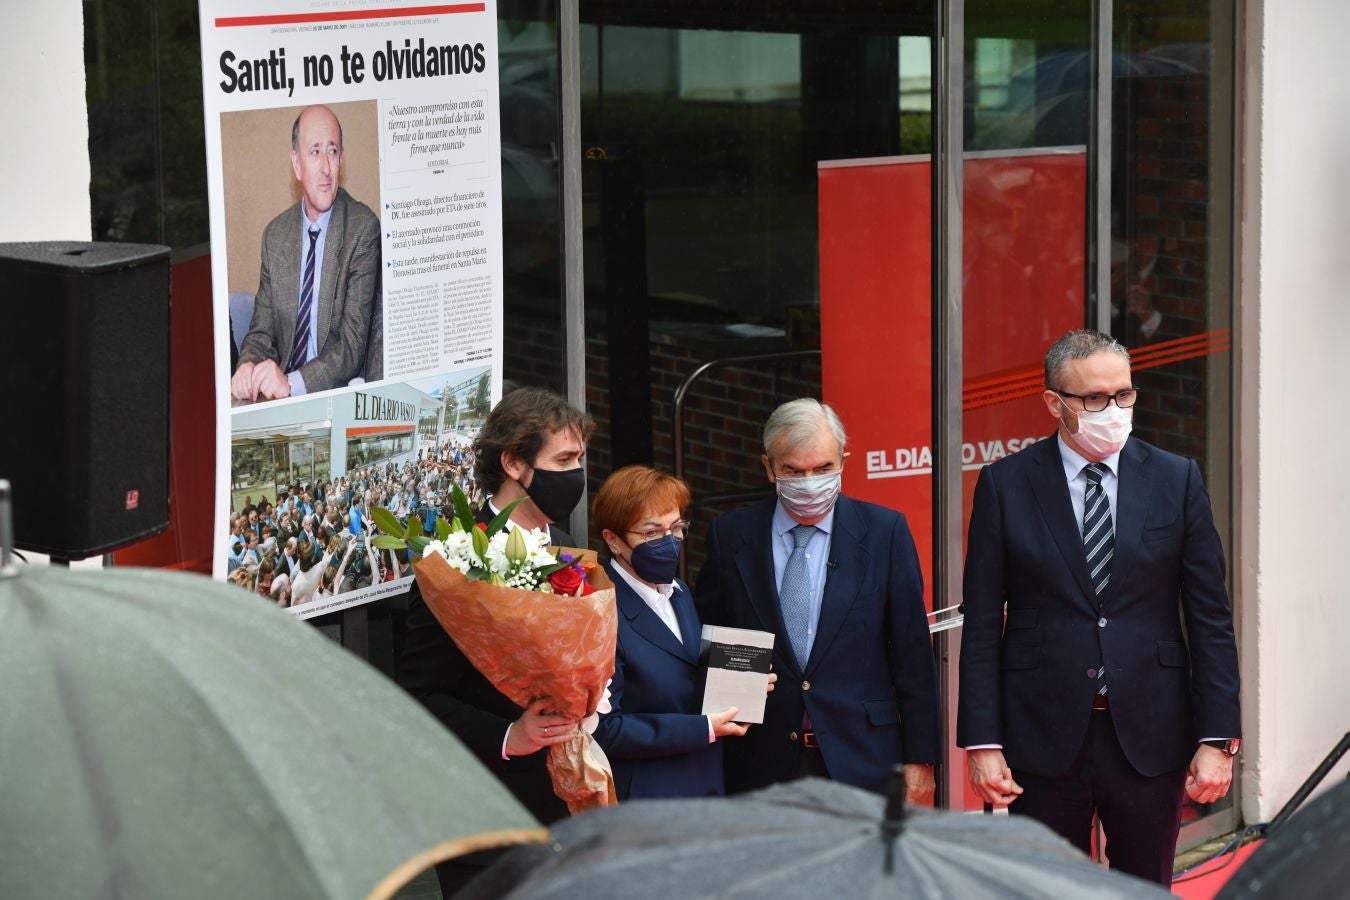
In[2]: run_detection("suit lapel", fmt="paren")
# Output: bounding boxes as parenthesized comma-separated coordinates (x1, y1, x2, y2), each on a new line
(1026, 434, 1098, 605)
(276, 206, 303, 357)
(1101, 438, 1151, 607)
(608, 562, 691, 664)
(316, 190, 346, 353)
(804, 497, 866, 676)
(732, 499, 783, 640)
(671, 581, 702, 664)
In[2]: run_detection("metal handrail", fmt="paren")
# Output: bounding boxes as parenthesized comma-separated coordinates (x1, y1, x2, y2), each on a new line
(672, 349, 822, 486)
(671, 349, 821, 580)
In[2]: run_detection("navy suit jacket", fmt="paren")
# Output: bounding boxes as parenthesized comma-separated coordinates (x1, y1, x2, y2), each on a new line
(695, 495, 941, 795)
(957, 434, 1241, 778)
(593, 562, 723, 800)
(237, 188, 382, 392)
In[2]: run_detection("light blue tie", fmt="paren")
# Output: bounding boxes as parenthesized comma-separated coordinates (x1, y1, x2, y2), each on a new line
(779, 524, 816, 669)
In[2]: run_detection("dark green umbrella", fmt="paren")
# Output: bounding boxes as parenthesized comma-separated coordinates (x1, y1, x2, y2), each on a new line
(462, 774, 1169, 899)
(0, 522, 545, 898)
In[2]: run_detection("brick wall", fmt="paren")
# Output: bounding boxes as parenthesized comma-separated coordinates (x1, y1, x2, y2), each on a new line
(584, 333, 822, 580)
(1119, 67, 1217, 470)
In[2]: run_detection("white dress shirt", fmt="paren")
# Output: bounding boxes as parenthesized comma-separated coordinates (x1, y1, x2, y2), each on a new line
(611, 560, 684, 642)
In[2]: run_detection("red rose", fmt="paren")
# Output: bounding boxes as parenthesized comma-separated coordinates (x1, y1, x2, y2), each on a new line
(548, 565, 584, 596)
(476, 521, 488, 531)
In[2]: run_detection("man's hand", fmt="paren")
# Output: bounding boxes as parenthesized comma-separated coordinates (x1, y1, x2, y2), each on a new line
(903, 762, 936, 806)
(1185, 744, 1234, 804)
(709, 707, 748, 738)
(967, 748, 1024, 806)
(249, 359, 291, 401)
(505, 698, 581, 757)
(230, 362, 256, 401)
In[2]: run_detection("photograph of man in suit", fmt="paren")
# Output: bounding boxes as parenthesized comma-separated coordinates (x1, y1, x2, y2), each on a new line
(958, 329, 1241, 885)
(231, 104, 381, 403)
(696, 398, 941, 802)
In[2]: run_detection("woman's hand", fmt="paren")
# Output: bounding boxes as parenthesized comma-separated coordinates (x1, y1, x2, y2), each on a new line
(709, 707, 749, 738)
(506, 698, 581, 757)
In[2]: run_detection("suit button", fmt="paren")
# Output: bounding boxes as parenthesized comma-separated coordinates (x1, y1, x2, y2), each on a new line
(802, 680, 811, 691)
(1098, 617, 1108, 628)
(789, 731, 799, 743)
(1087, 668, 1097, 679)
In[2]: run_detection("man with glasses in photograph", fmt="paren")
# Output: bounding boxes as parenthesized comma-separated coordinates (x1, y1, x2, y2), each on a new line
(696, 398, 941, 803)
(958, 329, 1241, 885)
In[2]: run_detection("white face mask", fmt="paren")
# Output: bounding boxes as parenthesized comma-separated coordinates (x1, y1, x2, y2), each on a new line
(1067, 402, 1133, 457)
(775, 470, 843, 520)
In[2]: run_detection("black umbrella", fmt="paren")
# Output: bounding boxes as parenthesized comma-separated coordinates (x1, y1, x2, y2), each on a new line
(461, 771, 1168, 899)
(1216, 778, 1350, 899)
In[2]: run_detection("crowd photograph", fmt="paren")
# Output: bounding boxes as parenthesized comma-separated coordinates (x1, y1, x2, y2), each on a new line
(224, 437, 481, 608)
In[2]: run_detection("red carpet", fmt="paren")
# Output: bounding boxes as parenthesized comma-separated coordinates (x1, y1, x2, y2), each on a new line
(1172, 840, 1262, 898)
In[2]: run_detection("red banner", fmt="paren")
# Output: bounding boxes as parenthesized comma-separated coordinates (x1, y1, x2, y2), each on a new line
(819, 150, 1087, 808)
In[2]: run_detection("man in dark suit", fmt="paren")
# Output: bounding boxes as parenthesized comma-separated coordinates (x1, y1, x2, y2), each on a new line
(396, 387, 594, 894)
(231, 104, 381, 403)
(696, 398, 941, 801)
(958, 329, 1240, 885)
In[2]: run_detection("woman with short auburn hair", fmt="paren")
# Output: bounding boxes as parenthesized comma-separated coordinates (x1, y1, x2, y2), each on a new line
(591, 465, 770, 799)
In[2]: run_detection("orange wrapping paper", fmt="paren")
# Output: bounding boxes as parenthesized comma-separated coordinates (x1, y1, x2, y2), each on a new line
(412, 548, 619, 815)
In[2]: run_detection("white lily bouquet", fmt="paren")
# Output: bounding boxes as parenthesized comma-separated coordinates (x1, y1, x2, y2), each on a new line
(374, 485, 618, 814)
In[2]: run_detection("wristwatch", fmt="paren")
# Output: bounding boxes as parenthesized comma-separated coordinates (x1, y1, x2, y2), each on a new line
(1200, 738, 1241, 757)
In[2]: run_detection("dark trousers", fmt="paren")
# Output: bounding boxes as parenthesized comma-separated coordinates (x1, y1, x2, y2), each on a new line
(1010, 710, 1186, 885)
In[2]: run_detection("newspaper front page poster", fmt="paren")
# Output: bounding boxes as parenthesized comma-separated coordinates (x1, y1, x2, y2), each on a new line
(201, 1, 504, 618)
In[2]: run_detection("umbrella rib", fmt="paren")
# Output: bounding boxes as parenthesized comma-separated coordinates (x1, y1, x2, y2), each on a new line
(28, 596, 130, 897)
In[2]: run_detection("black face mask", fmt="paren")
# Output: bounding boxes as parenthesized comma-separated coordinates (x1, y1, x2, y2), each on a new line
(524, 465, 586, 524)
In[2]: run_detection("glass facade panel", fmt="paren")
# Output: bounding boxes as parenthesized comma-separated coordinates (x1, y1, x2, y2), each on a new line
(578, 3, 934, 559)
(345, 432, 416, 470)
(1112, 0, 1236, 832)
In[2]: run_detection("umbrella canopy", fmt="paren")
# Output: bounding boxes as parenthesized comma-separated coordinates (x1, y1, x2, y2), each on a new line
(0, 564, 546, 899)
(1217, 778, 1350, 899)
(462, 775, 1168, 899)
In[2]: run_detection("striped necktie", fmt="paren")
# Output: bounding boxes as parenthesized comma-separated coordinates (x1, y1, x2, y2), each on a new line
(1083, 462, 1114, 594)
(779, 524, 816, 670)
(1083, 462, 1113, 695)
(286, 227, 320, 373)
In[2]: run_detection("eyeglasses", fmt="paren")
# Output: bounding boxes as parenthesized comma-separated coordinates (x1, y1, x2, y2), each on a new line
(1054, 388, 1138, 412)
(627, 520, 690, 543)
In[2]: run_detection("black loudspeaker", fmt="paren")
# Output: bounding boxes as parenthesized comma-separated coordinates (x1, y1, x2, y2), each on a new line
(0, 241, 172, 559)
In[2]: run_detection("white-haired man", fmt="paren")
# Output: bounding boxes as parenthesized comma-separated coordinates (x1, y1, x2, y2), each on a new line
(696, 398, 941, 801)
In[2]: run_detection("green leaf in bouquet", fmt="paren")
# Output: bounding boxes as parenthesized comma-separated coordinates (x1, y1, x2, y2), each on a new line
(488, 572, 508, 586)
(471, 521, 490, 559)
(436, 517, 453, 540)
(372, 535, 408, 551)
(450, 483, 476, 532)
(408, 535, 432, 557)
(484, 497, 527, 537)
(534, 559, 573, 578)
(371, 507, 405, 539)
(406, 516, 423, 540)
